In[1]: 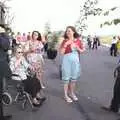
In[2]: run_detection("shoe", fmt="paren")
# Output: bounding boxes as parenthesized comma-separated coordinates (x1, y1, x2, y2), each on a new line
(101, 106, 118, 113)
(40, 97, 46, 104)
(101, 106, 111, 112)
(37, 97, 46, 102)
(64, 96, 73, 103)
(41, 85, 45, 89)
(70, 94, 78, 101)
(32, 102, 43, 107)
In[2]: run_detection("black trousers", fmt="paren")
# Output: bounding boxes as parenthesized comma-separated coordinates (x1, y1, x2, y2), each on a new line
(88, 42, 92, 49)
(110, 44, 117, 56)
(22, 75, 41, 98)
(0, 61, 11, 118)
(0, 75, 4, 118)
(92, 42, 97, 49)
(110, 77, 120, 112)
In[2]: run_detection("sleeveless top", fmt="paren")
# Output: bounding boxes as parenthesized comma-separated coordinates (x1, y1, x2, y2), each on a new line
(60, 38, 83, 54)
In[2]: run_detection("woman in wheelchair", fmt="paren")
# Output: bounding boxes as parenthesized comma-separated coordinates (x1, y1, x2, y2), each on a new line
(9, 46, 46, 107)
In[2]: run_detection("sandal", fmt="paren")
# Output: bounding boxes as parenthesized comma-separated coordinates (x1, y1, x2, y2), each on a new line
(70, 94, 78, 101)
(64, 96, 73, 103)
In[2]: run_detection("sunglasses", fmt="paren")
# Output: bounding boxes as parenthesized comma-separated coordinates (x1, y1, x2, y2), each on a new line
(17, 51, 23, 54)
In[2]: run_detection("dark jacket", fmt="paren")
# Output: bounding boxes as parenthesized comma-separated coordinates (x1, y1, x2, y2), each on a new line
(0, 33, 11, 79)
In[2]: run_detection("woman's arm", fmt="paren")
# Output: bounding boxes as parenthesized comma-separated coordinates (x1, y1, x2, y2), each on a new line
(59, 40, 66, 55)
(76, 39, 85, 53)
(23, 41, 35, 55)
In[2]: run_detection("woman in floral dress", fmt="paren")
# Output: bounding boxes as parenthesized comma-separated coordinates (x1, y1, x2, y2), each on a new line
(25, 31, 45, 89)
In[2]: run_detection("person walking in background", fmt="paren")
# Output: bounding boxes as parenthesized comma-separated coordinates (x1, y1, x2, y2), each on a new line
(11, 32, 17, 50)
(27, 32, 31, 41)
(110, 36, 118, 57)
(22, 33, 27, 42)
(92, 35, 98, 50)
(43, 35, 48, 53)
(60, 26, 85, 103)
(116, 36, 120, 55)
(87, 35, 92, 49)
(16, 32, 22, 44)
(20, 33, 27, 47)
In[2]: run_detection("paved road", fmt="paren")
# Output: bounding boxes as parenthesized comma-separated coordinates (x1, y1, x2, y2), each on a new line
(4, 46, 120, 120)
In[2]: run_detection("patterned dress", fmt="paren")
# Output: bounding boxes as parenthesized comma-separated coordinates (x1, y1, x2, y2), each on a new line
(26, 40, 44, 81)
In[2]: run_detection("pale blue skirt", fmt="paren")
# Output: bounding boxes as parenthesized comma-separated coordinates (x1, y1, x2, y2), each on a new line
(61, 51, 81, 83)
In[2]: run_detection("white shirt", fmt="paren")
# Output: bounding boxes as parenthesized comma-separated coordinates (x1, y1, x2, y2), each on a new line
(112, 38, 118, 44)
(10, 56, 29, 80)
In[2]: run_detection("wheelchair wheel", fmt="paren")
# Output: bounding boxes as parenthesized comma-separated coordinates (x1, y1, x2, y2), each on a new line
(2, 92, 12, 105)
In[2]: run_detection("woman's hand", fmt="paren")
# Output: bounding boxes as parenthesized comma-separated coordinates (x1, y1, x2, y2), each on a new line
(30, 48, 36, 53)
(15, 58, 22, 68)
(63, 40, 73, 48)
(76, 45, 85, 53)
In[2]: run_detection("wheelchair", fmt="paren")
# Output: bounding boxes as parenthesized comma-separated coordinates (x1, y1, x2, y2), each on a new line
(2, 74, 34, 109)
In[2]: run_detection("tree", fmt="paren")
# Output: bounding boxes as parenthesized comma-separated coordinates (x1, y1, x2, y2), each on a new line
(44, 22, 52, 36)
(99, 7, 120, 27)
(75, 0, 102, 34)
(0, 0, 13, 33)
(75, 0, 119, 33)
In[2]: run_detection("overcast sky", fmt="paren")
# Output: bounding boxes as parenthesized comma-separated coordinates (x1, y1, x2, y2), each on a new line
(8, 0, 120, 35)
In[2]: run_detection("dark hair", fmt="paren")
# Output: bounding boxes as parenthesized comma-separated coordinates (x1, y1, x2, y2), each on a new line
(64, 26, 80, 39)
(32, 31, 42, 41)
(113, 36, 116, 39)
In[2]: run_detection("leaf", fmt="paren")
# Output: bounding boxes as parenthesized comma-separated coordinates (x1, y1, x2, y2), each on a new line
(103, 11, 109, 16)
(111, 7, 117, 11)
(113, 19, 120, 25)
(100, 24, 103, 28)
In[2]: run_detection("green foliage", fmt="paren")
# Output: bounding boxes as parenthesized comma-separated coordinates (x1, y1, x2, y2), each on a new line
(100, 24, 103, 28)
(0, 24, 12, 34)
(44, 22, 51, 36)
(111, 7, 117, 11)
(75, 0, 102, 33)
(104, 21, 112, 25)
(100, 36, 112, 45)
(103, 11, 109, 16)
(0, 0, 13, 34)
(99, 6, 119, 27)
(47, 32, 60, 50)
(100, 18, 120, 27)
(113, 19, 120, 25)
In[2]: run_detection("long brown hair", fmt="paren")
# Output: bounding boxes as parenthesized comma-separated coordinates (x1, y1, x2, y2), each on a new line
(32, 31, 42, 41)
(64, 26, 80, 39)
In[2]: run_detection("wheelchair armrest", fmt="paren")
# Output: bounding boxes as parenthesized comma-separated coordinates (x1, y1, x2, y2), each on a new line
(11, 74, 22, 80)
(11, 74, 20, 77)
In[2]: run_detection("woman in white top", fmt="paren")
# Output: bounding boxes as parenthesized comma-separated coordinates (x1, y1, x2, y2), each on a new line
(9, 46, 44, 107)
(110, 36, 118, 56)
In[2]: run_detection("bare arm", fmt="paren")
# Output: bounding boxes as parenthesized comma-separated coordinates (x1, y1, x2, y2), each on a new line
(76, 40, 85, 53)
